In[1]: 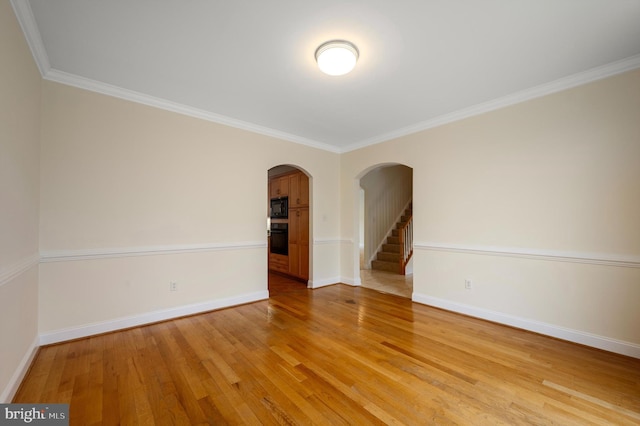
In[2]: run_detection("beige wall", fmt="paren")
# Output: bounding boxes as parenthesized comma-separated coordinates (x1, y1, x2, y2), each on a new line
(38, 81, 342, 338)
(0, 0, 41, 401)
(3, 0, 640, 401)
(341, 69, 640, 355)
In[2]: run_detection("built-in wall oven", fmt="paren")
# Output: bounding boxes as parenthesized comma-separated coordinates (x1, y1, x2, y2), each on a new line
(270, 223, 288, 256)
(270, 197, 288, 218)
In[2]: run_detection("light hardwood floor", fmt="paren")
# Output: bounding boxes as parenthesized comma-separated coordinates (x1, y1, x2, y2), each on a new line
(14, 275, 640, 425)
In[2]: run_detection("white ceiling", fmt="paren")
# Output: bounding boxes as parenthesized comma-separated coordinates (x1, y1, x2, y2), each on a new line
(13, 0, 640, 153)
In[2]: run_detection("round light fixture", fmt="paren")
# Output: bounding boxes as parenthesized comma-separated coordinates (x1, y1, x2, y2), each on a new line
(315, 40, 359, 76)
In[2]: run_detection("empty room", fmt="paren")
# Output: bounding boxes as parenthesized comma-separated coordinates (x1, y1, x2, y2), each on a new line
(2, 0, 639, 424)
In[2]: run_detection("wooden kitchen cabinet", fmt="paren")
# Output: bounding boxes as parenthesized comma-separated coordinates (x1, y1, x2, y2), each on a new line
(268, 252, 289, 274)
(288, 207, 309, 280)
(289, 172, 309, 207)
(270, 170, 308, 205)
(269, 175, 289, 198)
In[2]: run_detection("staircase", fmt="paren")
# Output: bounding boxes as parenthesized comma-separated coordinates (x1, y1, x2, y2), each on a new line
(371, 204, 413, 275)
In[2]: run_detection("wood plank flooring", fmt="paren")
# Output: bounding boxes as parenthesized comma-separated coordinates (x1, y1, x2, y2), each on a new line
(15, 275, 640, 425)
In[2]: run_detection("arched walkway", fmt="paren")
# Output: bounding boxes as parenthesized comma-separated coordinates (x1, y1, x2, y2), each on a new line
(355, 163, 413, 298)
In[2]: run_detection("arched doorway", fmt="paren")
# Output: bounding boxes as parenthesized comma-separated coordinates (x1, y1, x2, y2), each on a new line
(356, 163, 413, 298)
(267, 165, 311, 294)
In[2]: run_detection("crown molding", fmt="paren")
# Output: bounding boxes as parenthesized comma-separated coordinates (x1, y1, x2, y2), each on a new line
(12, 0, 640, 155)
(341, 54, 640, 153)
(43, 69, 342, 154)
(10, 0, 50, 76)
(10, 0, 339, 152)
(45, 53, 640, 155)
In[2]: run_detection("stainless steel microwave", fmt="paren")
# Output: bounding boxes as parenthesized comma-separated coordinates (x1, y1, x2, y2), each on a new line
(270, 197, 288, 218)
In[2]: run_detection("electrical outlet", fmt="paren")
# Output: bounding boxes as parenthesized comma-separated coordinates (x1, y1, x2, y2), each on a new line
(464, 279, 472, 289)
(169, 281, 178, 291)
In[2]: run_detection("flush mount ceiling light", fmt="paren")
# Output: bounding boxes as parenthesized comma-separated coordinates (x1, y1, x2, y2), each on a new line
(315, 40, 359, 76)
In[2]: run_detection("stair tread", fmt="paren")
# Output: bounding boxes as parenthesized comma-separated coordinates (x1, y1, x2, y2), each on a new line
(377, 252, 401, 261)
(371, 259, 401, 273)
(370, 201, 412, 275)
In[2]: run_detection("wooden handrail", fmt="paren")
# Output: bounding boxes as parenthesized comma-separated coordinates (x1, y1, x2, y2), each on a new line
(398, 213, 413, 275)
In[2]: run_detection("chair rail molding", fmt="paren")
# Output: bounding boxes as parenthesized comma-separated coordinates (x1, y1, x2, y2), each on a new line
(40, 241, 267, 263)
(0, 253, 40, 287)
(415, 242, 640, 268)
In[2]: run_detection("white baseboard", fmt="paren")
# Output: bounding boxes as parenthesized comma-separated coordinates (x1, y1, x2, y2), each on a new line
(39, 290, 269, 345)
(412, 293, 640, 359)
(308, 277, 341, 289)
(339, 276, 361, 286)
(1, 335, 39, 403)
